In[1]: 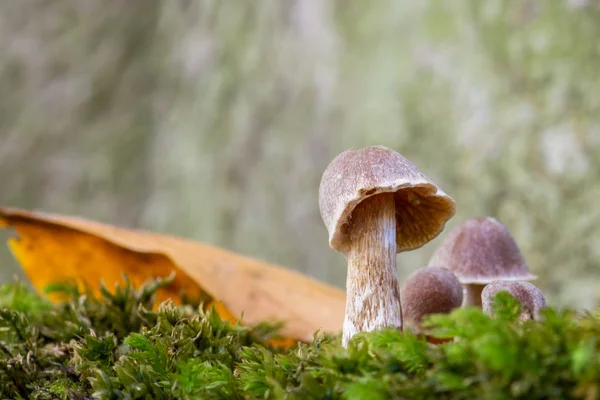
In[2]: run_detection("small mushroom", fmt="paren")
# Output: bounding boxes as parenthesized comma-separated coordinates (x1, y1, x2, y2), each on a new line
(428, 217, 536, 307)
(482, 281, 547, 321)
(400, 266, 463, 335)
(318, 145, 456, 346)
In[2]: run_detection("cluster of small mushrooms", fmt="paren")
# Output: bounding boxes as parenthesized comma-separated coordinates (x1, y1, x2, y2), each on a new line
(318, 145, 547, 346)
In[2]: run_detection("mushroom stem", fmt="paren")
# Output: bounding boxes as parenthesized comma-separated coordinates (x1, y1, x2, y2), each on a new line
(343, 193, 402, 347)
(463, 283, 485, 307)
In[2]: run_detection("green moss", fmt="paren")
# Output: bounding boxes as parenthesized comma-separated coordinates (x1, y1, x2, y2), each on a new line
(1, 278, 599, 399)
(0, 281, 51, 317)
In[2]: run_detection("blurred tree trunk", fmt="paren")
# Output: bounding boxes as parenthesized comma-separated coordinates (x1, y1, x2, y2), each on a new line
(0, 0, 161, 226)
(1, 0, 599, 308)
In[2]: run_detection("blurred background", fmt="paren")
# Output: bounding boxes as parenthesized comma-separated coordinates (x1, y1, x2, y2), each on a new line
(1, 0, 599, 309)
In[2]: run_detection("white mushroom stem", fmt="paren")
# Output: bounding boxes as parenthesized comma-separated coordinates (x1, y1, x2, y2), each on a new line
(343, 193, 402, 347)
(463, 283, 485, 307)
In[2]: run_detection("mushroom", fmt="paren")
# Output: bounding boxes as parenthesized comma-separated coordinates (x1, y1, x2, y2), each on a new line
(318, 145, 456, 346)
(482, 281, 547, 321)
(400, 266, 463, 336)
(428, 217, 536, 307)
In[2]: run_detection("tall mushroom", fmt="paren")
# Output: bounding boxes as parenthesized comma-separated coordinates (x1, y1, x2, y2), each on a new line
(482, 281, 547, 321)
(318, 145, 456, 346)
(428, 217, 536, 308)
(400, 266, 463, 334)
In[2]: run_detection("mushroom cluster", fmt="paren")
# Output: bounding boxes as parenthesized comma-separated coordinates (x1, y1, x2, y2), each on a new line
(318, 145, 548, 346)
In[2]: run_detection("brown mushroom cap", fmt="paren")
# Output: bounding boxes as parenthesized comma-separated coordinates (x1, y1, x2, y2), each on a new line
(428, 217, 536, 284)
(482, 281, 547, 320)
(400, 266, 463, 329)
(318, 145, 456, 253)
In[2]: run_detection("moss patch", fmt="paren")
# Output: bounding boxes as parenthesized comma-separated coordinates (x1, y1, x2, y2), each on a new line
(1, 277, 599, 399)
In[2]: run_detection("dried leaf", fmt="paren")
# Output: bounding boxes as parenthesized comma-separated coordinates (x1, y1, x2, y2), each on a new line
(0, 206, 345, 342)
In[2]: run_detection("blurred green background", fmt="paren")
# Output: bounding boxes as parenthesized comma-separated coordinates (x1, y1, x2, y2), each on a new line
(1, 1, 599, 309)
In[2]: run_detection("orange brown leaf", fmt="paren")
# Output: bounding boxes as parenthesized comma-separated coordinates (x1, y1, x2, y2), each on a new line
(0, 206, 345, 342)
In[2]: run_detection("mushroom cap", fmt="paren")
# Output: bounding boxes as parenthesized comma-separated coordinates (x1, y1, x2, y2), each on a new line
(428, 217, 536, 285)
(318, 145, 456, 253)
(482, 281, 547, 320)
(400, 266, 463, 329)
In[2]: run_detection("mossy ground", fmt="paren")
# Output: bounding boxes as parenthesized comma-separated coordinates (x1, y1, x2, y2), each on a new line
(1, 277, 599, 400)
